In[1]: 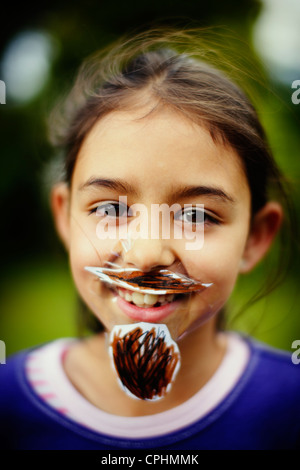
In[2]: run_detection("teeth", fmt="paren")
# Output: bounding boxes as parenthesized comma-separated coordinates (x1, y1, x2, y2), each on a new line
(131, 292, 145, 305)
(117, 288, 175, 307)
(144, 294, 158, 305)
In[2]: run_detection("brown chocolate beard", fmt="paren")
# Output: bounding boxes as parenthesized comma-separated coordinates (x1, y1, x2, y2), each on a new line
(110, 326, 180, 400)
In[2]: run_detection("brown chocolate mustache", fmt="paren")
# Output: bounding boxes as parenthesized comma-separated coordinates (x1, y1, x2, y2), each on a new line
(110, 325, 180, 400)
(85, 266, 212, 294)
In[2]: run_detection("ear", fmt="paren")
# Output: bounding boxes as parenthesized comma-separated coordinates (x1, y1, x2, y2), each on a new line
(51, 182, 71, 251)
(240, 202, 283, 273)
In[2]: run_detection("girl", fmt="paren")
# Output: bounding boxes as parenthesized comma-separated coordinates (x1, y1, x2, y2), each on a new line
(0, 29, 299, 450)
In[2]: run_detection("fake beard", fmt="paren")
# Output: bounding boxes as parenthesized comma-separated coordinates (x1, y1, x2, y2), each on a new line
(109, 323, 181, 401)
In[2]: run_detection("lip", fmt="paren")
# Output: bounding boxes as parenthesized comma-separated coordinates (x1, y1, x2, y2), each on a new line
(114, 293, 184, 322)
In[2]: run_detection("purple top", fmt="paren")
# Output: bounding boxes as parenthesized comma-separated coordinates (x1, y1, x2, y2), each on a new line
(0, 335, 299, 450)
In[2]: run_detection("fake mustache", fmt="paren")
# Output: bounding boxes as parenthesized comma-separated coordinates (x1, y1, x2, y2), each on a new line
(85, 266, 212, 295)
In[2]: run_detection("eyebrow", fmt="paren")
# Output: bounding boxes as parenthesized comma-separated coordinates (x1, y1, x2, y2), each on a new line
(170, 185, 235, 204)
(79, 177, 139, 197)
(79, 177, 235, 204)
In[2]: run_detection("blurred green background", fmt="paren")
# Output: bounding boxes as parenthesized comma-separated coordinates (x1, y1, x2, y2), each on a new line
(0, 0, 299, 356)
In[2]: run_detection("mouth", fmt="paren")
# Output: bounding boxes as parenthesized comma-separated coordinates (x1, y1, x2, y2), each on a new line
(85, 265, 210, 323)
(109, 285, 189, 322)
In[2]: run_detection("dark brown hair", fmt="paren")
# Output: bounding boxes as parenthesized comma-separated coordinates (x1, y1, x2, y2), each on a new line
(48, 28, 295, 332)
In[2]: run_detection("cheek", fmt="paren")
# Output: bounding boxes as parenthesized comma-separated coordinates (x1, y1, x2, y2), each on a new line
(181, 227, 248, 298)
(68, 219, 119, 287)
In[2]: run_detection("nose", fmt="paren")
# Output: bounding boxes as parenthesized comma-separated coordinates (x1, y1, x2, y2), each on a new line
(122, 237, 176, 272)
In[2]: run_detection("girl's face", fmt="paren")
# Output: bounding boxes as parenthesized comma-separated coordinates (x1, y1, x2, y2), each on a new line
(63, 105, 252, 339)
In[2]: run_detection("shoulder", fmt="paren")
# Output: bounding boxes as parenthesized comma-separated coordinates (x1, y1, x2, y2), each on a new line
(249, 336, 299, 373)
(0, 346, 34, 447)
(0, 347, 27, 401)
(0, 339, 75, 413)
(241, 335, 300, 407)
(0, 338, 78, 449)
(209, 334, 300, 449)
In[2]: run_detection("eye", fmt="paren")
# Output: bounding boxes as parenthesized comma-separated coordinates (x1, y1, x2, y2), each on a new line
(89, 201, 132, 218)
(175, 207, 220, 226)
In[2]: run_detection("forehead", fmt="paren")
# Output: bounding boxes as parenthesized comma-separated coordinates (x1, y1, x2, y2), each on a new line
(73, 106, 250, 202)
